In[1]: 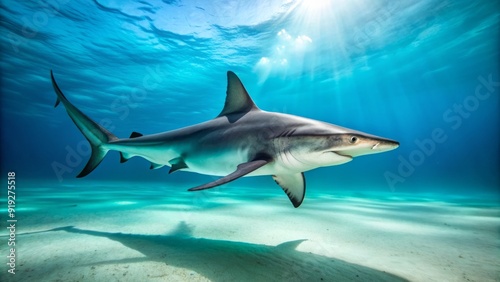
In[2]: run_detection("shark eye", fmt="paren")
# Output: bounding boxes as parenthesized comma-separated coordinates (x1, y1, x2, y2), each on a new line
(350, 136, 358, 143)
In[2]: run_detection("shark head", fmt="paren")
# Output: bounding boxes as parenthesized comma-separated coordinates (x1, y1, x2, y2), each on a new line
(275, 121, 400, 169)
(330, 132, 400, 158)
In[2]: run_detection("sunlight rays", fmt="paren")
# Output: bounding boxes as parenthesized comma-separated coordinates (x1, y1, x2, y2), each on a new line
(254, 28, 314, 82)
(253, 0, 371, 83)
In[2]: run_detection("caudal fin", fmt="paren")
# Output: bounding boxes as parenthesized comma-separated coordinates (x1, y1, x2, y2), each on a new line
(51, 70, 118, 177)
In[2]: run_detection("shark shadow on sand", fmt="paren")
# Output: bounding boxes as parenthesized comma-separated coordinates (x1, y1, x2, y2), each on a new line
(44, 222, 408, 281)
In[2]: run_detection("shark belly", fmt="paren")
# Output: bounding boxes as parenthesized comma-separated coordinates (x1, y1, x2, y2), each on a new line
(106, 142, 177, 166)
(183, 146, 252, 176)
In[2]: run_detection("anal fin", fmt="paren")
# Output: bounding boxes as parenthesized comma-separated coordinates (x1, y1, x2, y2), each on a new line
(188, 159, 269, 191)
(273, 173, 306, 208)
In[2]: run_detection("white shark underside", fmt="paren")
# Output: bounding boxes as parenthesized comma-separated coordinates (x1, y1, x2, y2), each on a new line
(51, 70, 399, 207)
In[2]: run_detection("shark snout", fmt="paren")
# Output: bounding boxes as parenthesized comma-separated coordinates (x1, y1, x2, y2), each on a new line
(372, 139, 399, 152)
(334, 136, 399, 158)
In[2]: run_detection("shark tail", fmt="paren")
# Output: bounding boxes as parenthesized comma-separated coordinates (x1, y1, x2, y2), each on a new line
(51, 70, 118, 177)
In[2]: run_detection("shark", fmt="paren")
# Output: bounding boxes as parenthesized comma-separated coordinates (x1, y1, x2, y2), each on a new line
(51, 70, 399, 207)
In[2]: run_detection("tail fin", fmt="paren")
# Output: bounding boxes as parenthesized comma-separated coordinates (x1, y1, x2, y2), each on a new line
(50, 70, 118, 177)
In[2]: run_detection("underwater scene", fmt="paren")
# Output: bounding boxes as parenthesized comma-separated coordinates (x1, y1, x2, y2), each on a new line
(1, 1, 499, 281)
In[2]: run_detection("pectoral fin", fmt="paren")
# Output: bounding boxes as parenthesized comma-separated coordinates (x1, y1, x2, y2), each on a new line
(188, 159, 269, 191)
(273, 173, 306, 208)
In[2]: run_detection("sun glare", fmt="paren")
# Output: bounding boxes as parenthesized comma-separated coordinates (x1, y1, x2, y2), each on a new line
(299, 0, 334, 13)
(295, 0, 362, 24)
(253, 0, 366, 82)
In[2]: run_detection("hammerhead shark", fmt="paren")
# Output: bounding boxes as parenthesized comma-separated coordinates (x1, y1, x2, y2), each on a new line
(51, 70, 399, 207)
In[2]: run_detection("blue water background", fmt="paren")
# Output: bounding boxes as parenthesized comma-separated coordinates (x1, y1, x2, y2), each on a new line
(1, 0, 499, 195)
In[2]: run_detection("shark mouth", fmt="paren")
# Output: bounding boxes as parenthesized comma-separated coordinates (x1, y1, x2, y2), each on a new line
(328, 151, 353, 159)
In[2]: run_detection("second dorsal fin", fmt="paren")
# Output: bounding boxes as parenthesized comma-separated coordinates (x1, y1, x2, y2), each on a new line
(130, 132, 143, 138)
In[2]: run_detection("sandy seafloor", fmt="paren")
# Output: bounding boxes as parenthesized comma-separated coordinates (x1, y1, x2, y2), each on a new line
(0, 181, 499, 282)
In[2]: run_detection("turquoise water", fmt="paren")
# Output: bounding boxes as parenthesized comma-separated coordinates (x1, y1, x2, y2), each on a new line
(1, 1, 499, 196)
(2, 181, 500, 281)
(1, 1, 499, 194)
(0, 1, 499, 281)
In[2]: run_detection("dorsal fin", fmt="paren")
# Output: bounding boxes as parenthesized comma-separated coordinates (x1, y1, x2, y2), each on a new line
(217, 71, 259, 117)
